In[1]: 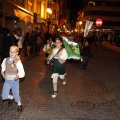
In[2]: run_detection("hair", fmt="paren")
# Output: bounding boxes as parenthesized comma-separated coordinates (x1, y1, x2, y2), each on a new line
(10, 46, 20, 67)
(10, 45, 19, 52)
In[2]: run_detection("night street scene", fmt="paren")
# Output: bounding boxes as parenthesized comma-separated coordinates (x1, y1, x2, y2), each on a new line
(0, 0, 120, 120)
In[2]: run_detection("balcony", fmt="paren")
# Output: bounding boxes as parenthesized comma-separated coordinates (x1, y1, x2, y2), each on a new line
(83, 6, 120, 12)
(84, 15, 120, 22)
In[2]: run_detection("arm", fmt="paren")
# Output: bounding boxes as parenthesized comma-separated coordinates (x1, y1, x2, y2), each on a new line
(14, 34, 21, 39)
(15, 61, 25, 80)
(47, 48, 56, 61)
(1, 58, 6, 79)
(43, 44, 46, 52)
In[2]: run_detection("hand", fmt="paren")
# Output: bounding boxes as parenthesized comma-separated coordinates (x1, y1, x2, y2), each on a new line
(14, 75, 19, 81)
(1, 72, 5, 79)
(47, 60, 50, 64)
(81, 58, 83, 62)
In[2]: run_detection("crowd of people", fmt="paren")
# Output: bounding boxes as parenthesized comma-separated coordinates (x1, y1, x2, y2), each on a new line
(0, 27, 92, 112)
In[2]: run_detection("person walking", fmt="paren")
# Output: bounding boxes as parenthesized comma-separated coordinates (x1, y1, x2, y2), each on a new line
(14, 30, 23, 56)
(29, 31, 36, 53)
(81, 41, 91, 70)
(1, 45, 25, 111)
(47, 38, 68, 98)
(35, 32, 42, 53)
(23, 32, 30, 56)
(43, 39, 51, 58)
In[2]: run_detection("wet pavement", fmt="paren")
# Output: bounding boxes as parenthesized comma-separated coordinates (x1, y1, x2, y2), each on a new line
(0, 44, 120, 120)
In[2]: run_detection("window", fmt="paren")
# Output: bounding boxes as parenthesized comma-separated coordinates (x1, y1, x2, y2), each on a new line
(37, 1, 41, 16)
(47, 0, 56, 2)
(17, 0, 24, 7)
(88, 1, 95, 6)
(52, 10, 56, 20)
(27, 0, 33, 12)
(43, 4, 46, 18)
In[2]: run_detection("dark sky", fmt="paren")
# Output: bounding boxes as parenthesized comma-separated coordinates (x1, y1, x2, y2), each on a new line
(68, 0, 84, 28)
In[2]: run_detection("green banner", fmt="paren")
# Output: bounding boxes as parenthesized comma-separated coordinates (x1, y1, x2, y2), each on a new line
(62, 36, 82, 60)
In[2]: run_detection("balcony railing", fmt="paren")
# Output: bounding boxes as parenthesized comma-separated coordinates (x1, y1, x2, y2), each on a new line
(83, 6, 120, 12)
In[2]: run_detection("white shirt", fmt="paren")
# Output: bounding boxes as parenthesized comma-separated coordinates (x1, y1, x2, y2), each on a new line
(14, 34, 23, 48)
(48, 48, 68, 61)
(1, 58, 25, 80)
(43, 44, 50, 53)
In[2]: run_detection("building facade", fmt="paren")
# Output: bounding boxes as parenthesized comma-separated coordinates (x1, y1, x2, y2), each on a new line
(47, 0, 59, 34)
(0, 0, 35, 35)
(82, 0, 120, 30)
(59, 0, 70, 32)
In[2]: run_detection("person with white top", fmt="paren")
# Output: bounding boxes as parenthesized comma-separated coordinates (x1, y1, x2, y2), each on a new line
(1, 45, 25, 111)
(47, 38, 68, 98)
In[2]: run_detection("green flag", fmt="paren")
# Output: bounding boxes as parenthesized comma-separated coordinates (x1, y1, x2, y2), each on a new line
(61, 36, 82, 60)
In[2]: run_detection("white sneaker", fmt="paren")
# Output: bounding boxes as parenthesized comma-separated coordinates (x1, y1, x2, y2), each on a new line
(62, 79, 66, 85)
(52, 92, 57, 98)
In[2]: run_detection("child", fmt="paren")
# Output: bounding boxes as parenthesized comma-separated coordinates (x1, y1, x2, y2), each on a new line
(43, 39, 51, 58)
(1, 45, 25, 112)
(47, 38, 68, 98)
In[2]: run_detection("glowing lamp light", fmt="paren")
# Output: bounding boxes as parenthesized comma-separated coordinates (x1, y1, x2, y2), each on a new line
(47, 8, 52, 14)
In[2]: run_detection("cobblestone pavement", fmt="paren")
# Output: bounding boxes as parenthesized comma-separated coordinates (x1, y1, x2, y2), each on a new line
(0, 45, 120, 120)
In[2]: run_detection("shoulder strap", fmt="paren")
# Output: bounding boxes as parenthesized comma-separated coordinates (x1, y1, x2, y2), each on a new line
(56, 47, 63, 54)
(50, 47, 63, 60)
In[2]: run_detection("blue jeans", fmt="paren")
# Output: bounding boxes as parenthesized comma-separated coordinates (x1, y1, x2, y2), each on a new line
(1, 80, 20, 103)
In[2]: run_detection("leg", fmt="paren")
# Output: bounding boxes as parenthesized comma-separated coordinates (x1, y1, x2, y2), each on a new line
(11, 80, 20, 103)
(11, 80, 22, 111)
(59, 74, 66, 85)
(51, 73, 59, 98)
(1, 81, 14, 107)
(1, 81, 11, 100)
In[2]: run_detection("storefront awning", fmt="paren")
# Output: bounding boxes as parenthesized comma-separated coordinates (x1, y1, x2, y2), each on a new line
(4, 13, 19, 20)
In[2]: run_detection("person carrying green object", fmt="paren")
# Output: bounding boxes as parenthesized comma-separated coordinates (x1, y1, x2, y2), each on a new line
(62, 36, 82, 60)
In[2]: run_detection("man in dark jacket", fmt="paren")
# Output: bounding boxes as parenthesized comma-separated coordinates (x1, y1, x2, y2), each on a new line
(81, 41, 91, 70)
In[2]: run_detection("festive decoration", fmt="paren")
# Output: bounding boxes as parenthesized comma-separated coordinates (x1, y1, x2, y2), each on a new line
(61, 36, 82, 60)
(84, 20, 93, 37)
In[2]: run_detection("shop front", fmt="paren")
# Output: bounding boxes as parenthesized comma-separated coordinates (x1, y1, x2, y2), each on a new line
(2, 1, 33, 35)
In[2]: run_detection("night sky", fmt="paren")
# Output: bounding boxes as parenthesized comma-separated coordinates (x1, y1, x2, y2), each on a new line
(68, 0, 84, 28)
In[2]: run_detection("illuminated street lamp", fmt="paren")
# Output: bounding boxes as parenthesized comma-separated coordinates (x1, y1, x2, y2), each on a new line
(79, 21, 83, 26)
(79, 21, 83, 37)
(47, 8, 52, 34)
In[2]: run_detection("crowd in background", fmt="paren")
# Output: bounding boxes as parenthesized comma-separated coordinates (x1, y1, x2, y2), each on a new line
(0, 27, 59, 63)
(0, 27, 120, 68)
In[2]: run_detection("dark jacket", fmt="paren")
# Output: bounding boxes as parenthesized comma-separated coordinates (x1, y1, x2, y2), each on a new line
(81, 45, 91, 57)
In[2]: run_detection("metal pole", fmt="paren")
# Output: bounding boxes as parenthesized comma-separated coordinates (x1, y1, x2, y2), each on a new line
(96, 27, 100, 56)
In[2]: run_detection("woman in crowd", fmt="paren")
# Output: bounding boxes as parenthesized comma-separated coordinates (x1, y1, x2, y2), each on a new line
(43, 39, 51, 58)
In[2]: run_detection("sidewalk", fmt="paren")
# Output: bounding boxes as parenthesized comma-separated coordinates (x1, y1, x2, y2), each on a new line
(102, 41, 120, 52)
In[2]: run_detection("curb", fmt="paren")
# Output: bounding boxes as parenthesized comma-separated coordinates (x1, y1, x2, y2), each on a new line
(102, 42, 120, 52)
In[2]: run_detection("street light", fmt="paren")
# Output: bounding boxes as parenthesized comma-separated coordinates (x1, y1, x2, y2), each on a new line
(47, 8, 52, 34)
(79, 21, 83, 38)
(96, 18, 103, 55)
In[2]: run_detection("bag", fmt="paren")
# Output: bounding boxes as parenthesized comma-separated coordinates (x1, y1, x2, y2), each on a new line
(58, 58, 66, 64)
(47, 47, 64, 65)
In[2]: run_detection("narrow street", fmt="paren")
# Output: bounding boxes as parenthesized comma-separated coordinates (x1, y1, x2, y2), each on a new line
(0, 45, 120, 120)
